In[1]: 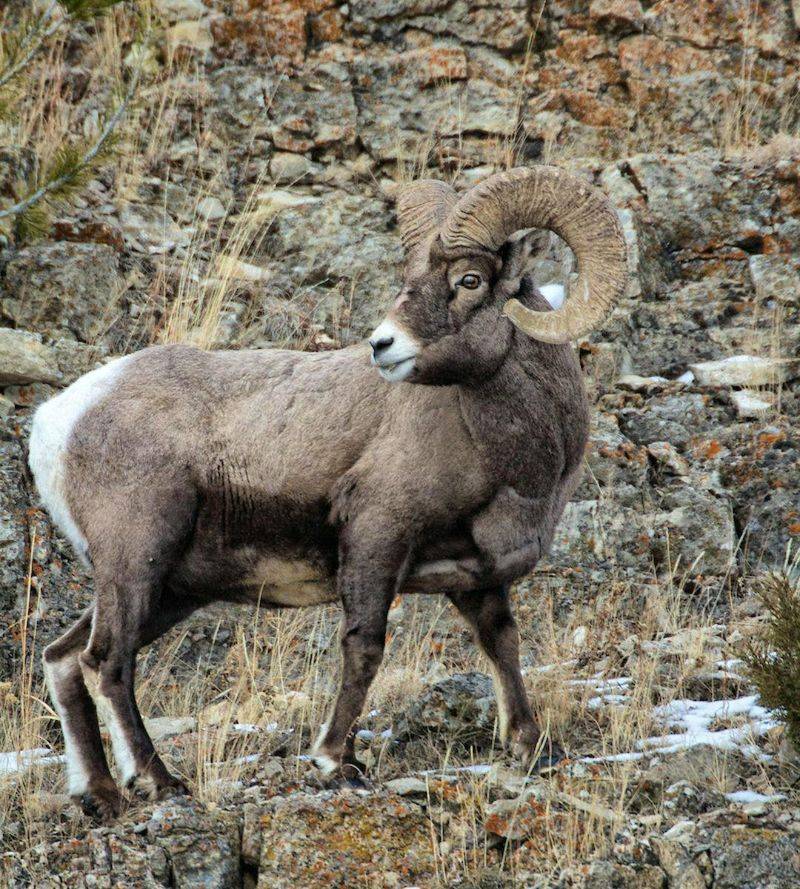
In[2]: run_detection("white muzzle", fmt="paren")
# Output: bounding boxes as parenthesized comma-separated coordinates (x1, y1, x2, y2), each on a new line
(368, 320, 418, 383)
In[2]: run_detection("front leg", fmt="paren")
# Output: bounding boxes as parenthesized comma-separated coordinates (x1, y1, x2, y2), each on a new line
(313, 514, 408, 781)
(448, 587, 562, 772)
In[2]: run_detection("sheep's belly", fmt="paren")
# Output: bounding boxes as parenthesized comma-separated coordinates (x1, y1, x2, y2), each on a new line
(243, 556, 338, 606)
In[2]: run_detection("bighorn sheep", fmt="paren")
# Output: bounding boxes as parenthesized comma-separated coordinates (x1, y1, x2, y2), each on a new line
(28, 167, 626, 819)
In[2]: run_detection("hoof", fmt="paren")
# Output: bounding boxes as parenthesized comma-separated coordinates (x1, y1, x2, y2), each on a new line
(529, 742, 566, 774)
(312, 750, 371, 788)
(76, 783, 124, 822)
(337, 774, 372, 790)
(328, 769, 372, 791)
(338, 757, 371, 789)
(513, 731, 566, 775)
(127, 772, 190, 801)
(155, 776, 190, 801)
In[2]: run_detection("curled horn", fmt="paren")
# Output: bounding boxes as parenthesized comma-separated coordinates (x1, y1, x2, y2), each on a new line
(397, 179, 458, 255)
(439, 166, 627, 343)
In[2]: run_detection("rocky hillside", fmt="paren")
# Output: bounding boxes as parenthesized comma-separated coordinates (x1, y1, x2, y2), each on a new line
(1, 1, 800, 887)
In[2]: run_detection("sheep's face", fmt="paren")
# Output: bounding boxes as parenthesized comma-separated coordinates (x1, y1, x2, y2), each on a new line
(369, 236, 535, 386)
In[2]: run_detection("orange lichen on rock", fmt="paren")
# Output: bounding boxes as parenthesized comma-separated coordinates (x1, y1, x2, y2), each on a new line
(257, 791, 438, 887)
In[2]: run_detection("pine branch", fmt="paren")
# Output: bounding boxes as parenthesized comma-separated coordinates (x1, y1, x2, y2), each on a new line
(0, 8, 63, 90)
(0, 63, 140, 224)
(0, 0, 124, 90)
(60, 0, 126, 21)
(7, 3, 59, 62)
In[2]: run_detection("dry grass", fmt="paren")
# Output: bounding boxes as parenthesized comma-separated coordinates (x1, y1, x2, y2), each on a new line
(3, 509, 784, 887)
(3, 4, 799, 885)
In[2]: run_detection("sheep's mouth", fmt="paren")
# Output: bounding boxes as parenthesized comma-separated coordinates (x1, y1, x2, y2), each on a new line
(377, 355, 416, 382)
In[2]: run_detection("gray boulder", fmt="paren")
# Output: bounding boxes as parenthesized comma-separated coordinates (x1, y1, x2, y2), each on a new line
(1, 242, 121, 343)
(254, 791, 436, 888)
(24, 800, 240, 888)
(0, 328, 60, 385)
(709, 826, 800, 889)
(397, 671, 498, 748)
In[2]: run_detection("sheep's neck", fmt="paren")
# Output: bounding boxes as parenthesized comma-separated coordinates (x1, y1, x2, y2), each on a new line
(456, 329, 590, 494)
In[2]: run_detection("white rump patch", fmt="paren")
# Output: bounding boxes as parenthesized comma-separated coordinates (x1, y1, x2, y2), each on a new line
(539, 283, 565, 310)
(28, 355, 132, 565)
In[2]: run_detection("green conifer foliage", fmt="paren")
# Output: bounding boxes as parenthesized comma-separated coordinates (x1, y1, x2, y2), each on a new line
(743, 573, 800, 750)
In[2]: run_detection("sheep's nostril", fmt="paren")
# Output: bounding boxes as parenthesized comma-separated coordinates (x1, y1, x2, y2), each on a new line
(370, 335, 394, 355)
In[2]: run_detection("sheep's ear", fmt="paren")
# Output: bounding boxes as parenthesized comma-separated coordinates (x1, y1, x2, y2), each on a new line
(498, 229, 549, 287)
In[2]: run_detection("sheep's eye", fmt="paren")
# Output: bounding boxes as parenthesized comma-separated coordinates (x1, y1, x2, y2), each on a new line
(459, 273, 481, 290)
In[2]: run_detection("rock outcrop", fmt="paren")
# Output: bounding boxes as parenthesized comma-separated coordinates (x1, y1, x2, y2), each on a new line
(1, 0, 799, 885)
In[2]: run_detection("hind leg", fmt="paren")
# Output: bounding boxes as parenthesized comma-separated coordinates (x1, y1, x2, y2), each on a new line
(76, 487, 199, 800)
(79, 585, 198, 800)
(448, 587, 561, 771)
(43, 608, 122, 820)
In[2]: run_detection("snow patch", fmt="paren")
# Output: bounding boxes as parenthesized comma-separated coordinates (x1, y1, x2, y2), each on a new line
(581, 694, 780, 764)
(0, 748, 64, 777)
(725, 789, 785, 805)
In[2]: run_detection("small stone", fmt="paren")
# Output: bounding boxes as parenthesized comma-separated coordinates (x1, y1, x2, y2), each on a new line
(397, 672, 497, 748)
(618, 373, 670, 393)
(646, 440, 690, 476)
(144, 715, 196, 741)
(169, 137, 198, 161)
(485, 792, 550, 841)
(255, 189, 322, 214)
(689, 355, 798, 387)
(572, 625, 589, 649)
(384, 777, 430, 796)
(167, 18, 213, 51)
(731, 389, 776, 418)
(153, 0, 207, 21)
(119, 204, 191, 254)
(2, 382, 57, 407)
(749, 254, 799, 305)
(0, 328, 60, 385)
(214, 256, 271, 282)
(269, 152, 319, 184)
(589, 0, 645, 33)
(195, 195, 226, 220)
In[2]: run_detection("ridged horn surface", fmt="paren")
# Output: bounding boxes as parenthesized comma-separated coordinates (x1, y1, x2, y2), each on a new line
(439, 166, 627, 343)
(397, 179, 458, 254)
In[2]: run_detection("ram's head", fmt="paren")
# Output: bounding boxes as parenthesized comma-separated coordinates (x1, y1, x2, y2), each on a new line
(369, 167, 627, 385)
